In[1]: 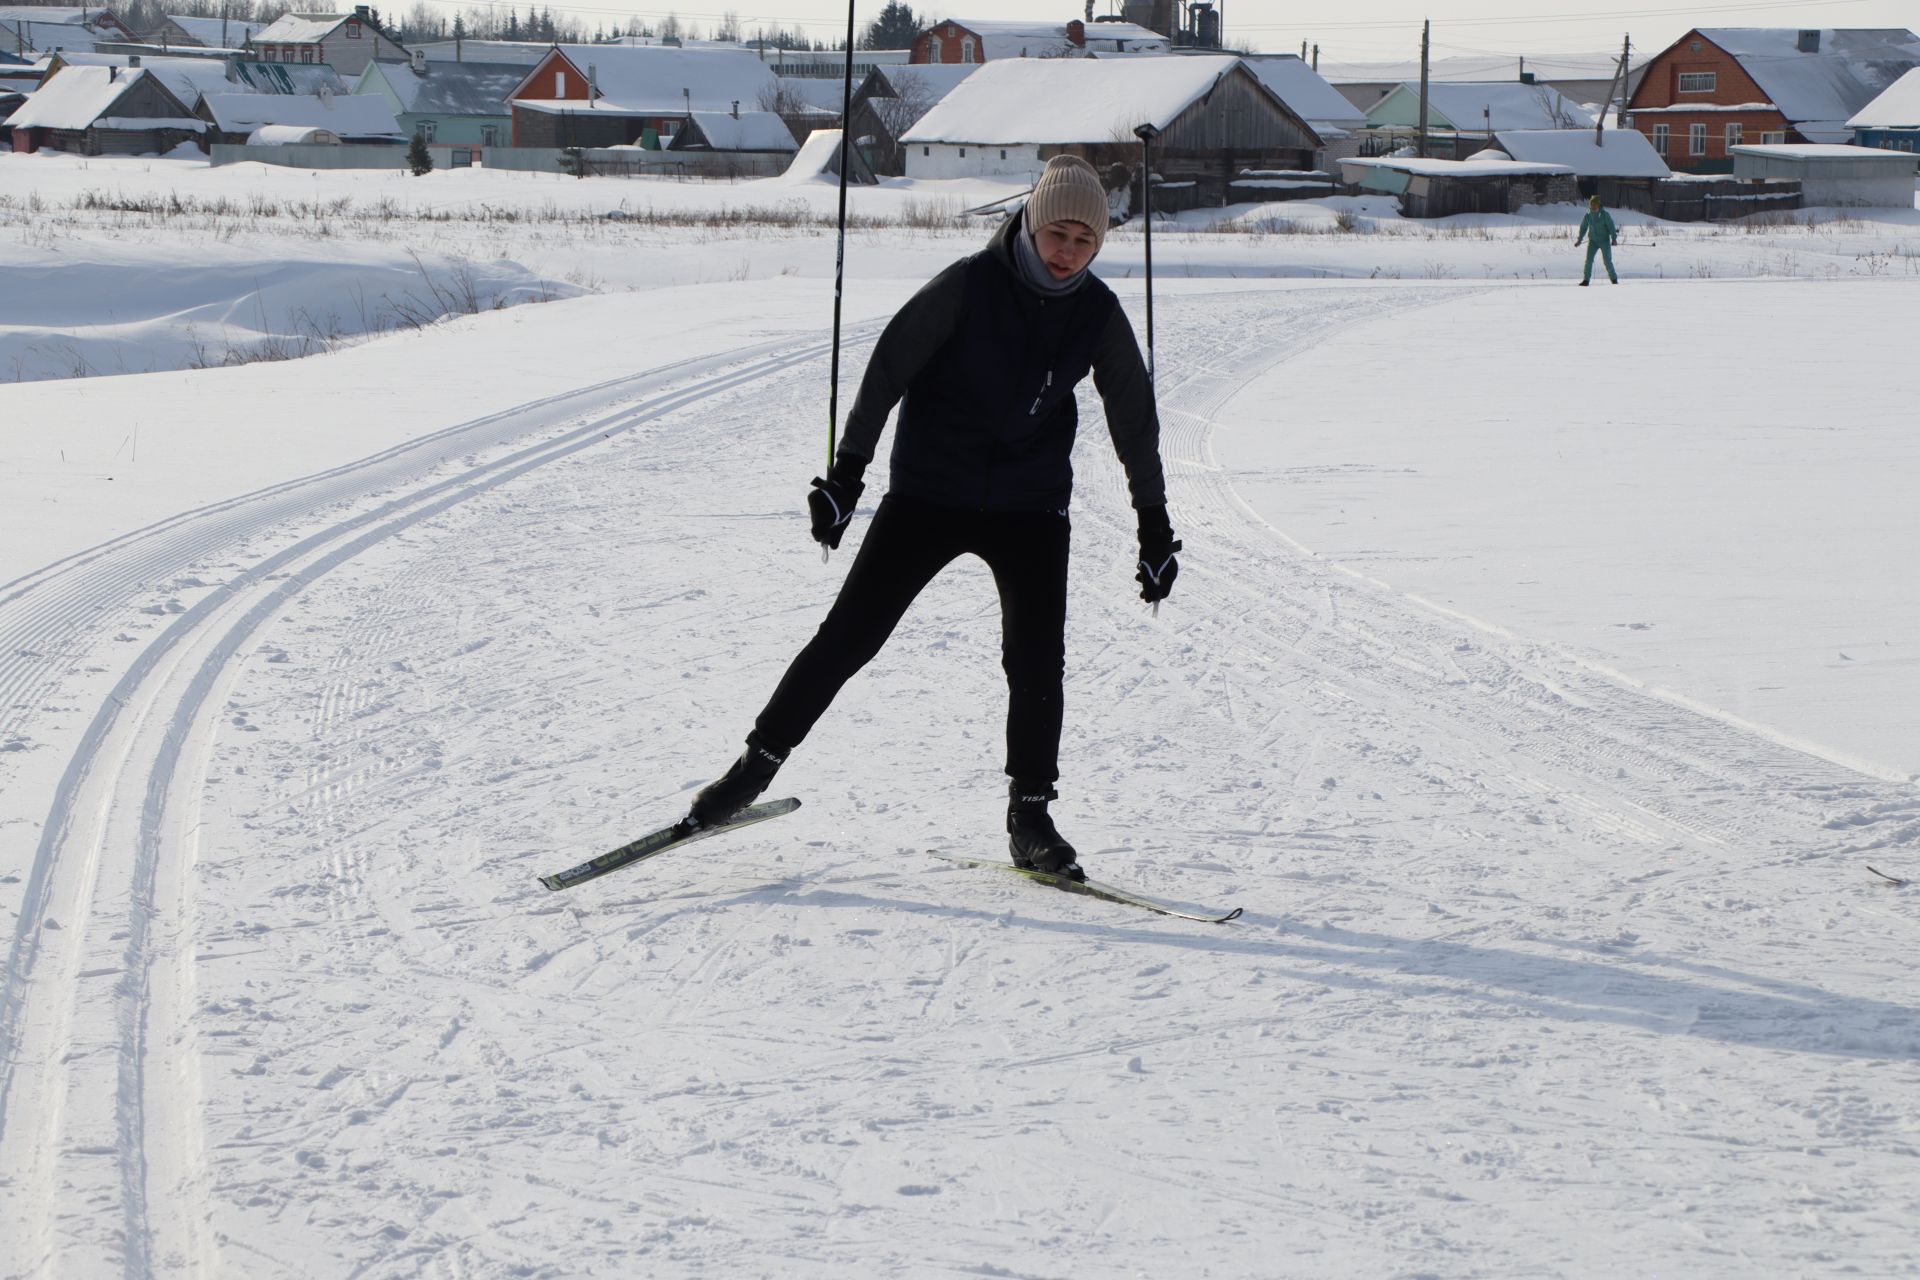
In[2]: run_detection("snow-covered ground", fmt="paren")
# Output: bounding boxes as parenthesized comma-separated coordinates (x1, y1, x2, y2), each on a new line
(2, 154, 1918, 1279)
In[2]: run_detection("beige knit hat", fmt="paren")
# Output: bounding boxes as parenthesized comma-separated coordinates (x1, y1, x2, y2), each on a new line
(1025, 155, 1109, 249)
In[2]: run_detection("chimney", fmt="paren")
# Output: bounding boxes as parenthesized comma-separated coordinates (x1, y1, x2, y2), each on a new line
(410, 47, 425, 73)
(109, 64, 118, 81)
(128, 53, 140, 66)
(1798, 29, 1820, 53)
(730, 99, 738, 118)
(1067, 19, 1085, 47)
(355, 5, 370, 18)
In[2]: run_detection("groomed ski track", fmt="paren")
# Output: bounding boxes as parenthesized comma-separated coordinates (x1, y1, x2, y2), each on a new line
(0, 328, 875, 1278)
(2, 282, 1916, 1278)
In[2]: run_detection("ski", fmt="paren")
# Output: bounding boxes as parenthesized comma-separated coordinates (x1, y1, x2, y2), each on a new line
(1867, 864, 1908, 887)
(926, 851, 1242, 923)
(538, 798, 801, 891)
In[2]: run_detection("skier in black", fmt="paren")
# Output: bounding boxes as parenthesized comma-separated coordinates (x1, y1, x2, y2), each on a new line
(688, 155, 1179, 882)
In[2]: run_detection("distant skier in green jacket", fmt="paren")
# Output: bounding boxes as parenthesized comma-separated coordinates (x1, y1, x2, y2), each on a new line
(1575, 194, 1619, 285)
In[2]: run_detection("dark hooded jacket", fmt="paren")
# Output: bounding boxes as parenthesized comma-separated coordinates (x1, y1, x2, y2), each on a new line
(837, 209, 1166, 513)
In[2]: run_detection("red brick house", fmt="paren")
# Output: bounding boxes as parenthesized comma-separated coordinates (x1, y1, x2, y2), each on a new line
(1625, 27, 1920, 172)
(910, 19, 1088, 64)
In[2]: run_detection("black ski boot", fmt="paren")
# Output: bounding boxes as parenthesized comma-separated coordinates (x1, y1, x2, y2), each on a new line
(1007, 784, 1084, 882)
(690, 733, 787, 828)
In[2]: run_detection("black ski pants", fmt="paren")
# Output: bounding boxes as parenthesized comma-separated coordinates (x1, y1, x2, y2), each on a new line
(755, 494, 1069, 785)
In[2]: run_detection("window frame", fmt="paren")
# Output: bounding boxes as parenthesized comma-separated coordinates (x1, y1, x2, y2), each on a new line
(1724, 122, 1741, 151)
(1677, 71, 1716, 94)
(1689, 122, 1707, 155)
(1651, 122, 1669, 154)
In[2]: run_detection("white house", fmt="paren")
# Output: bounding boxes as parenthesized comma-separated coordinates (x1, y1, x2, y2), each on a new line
(902, 56, 1320, 203)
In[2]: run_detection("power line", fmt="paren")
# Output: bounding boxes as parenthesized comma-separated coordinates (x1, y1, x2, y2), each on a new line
(1232, 0, 1872, 32)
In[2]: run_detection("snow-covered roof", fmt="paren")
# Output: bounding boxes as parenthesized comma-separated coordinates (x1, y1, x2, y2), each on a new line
(533, 44, 779, 115)
(939, 18, 1078, 61)
(1495, 127, 1671, 177)
(1079, 20, 1167, 53)
(1242, 54, 1365, 127)
(8, 64, 173, 128)
(248, 122, 334, 143)
(1373, 80, 1597, 131)
(365, 58, 523, 116)
(0, 19, 105, 53)
(0, 6, 110, 25)
(867, 62, 978, 103)
(1733, 141, 1919, 161)
(165, 14, 268, 47)
(903, 55, 1264, 145)
(1342, 154, 1575, 177)
(1848, 65, 1920, 127)
(252, 13, 355, 44)
(1320, 51, 1640, 85)
(1698, 28, 1920, 142)
(230, 59, 346, 95)
(681, 109, 796, 150)
(52, 51, 238, 109)
(200, 89, 401, 136)
(410, 39, 552, 66)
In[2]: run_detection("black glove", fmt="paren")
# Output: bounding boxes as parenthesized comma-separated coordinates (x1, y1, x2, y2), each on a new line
(1135, 505, 1181, 604)
(807, 458, 866, 550)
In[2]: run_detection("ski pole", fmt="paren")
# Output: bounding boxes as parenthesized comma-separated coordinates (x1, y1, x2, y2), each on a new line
(824, 0, 857, 562)
(1133, 122, 1158, 390)
(1134, 122, 1161, 615)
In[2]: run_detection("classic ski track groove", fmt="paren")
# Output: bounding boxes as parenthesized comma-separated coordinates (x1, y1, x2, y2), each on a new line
(0, 325, 879, 1280)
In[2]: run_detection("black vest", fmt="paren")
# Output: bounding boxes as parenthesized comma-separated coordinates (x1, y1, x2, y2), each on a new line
(887, 243, 1119, 511)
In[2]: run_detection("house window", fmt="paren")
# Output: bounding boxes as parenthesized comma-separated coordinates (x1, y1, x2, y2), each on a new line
(1761, 131, 1786, 144)
(958, 146, 966, 156)
(1651, 123, 1668, 154)
(999, 148, 1006, 159)
(922, 145, 929, 156)
(481, 125, 499, 146)
(1677, 71, 1716, 93)
(555, 70, 566, 95)
(1689, 123, 1706, 155)
(928, 36, 942, 61)
(421, 120, 436, 141)
(1724, 122, 1741, 150)
(344, 19, 360, 38)
(300, 45, 314, 62)
(961, 37, 974, 63)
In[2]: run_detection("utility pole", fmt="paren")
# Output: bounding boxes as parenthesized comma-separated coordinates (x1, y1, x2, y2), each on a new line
(1311, 43, 1318, 71)
(1598, 32, 1630, 146)
(1417, 18, 1430, 159)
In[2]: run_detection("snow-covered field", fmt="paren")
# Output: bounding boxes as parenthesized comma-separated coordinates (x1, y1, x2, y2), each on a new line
(2, 153, 1918, 1279)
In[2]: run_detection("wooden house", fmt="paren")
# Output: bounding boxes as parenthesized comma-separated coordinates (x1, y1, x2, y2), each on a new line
(152, 14, 269, 50)
(507, 44, 778, 149)
(1624, 28, 1920, 172)
(7, 61, 201, 153)
(1847, 67, 1920, 151)
(246, 7, 405, 77)
(910, 19, 1082, 65)
(1360, 80, 1595, 157)
(1337, 152, 1577, 217)
(667, 107, 797, 153)
(900, 56, 1320, 208)
(1493, 127, 1671, 208)
(846, 62, 976, 175)
(198, 89, 402, 145)
(355, 53, 521, 147)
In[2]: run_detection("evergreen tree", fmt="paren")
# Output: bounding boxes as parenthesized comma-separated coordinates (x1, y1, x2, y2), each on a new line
(863, 0, 919, 50)
(408, 132, 433, 176)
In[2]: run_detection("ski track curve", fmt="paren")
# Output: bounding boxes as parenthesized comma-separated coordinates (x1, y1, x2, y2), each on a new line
(191, 282, 1918, 1278)
(7, 281, 1917, 1278)
(0, 325, 880, 1280)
